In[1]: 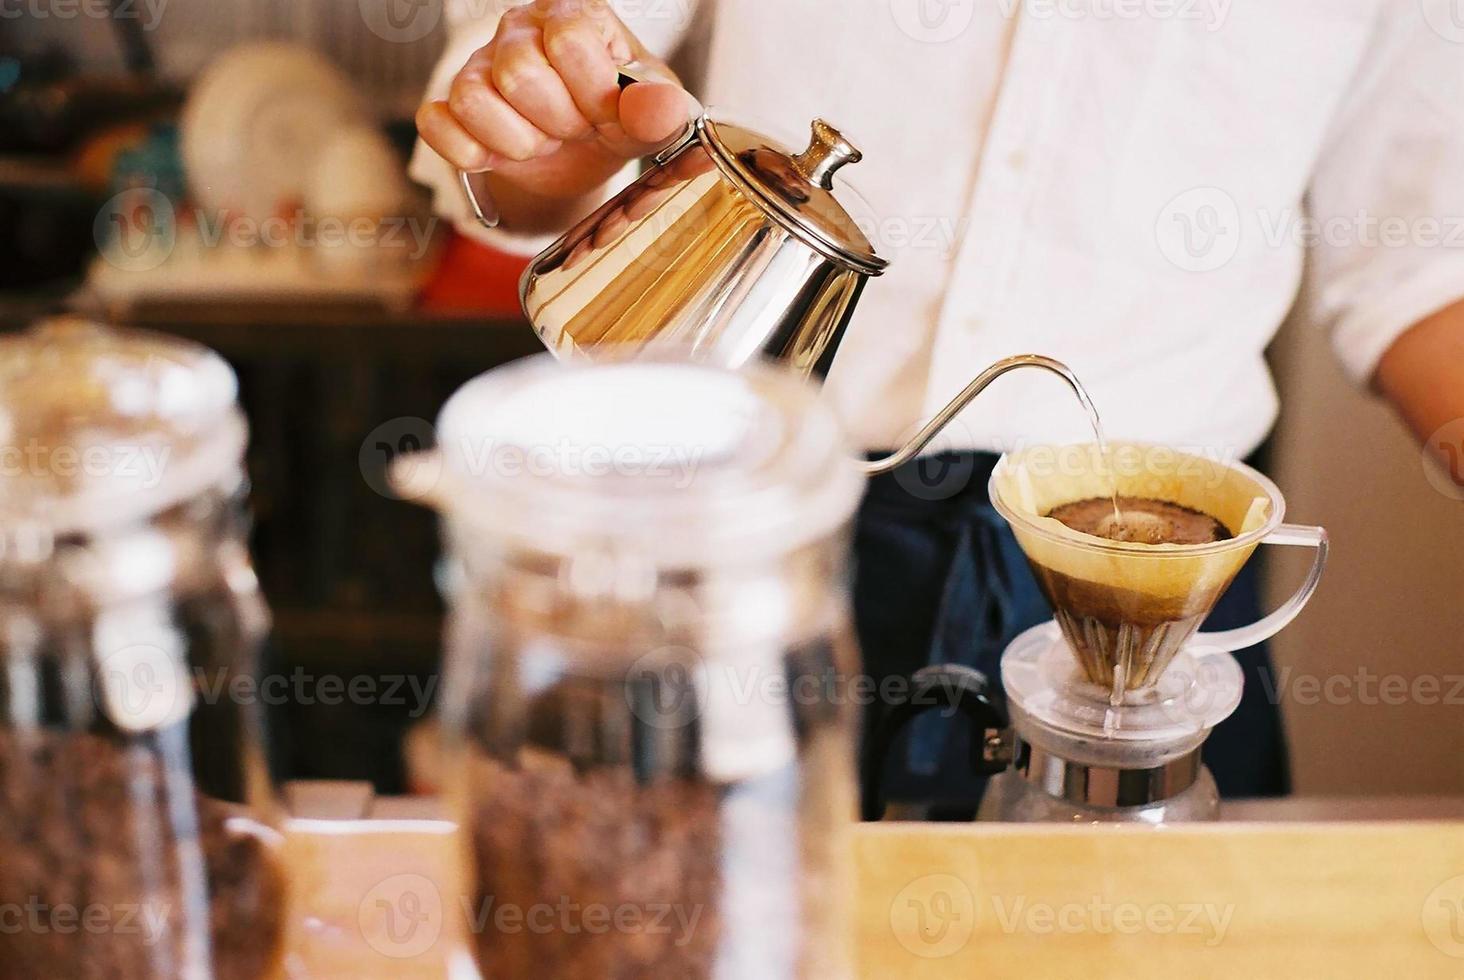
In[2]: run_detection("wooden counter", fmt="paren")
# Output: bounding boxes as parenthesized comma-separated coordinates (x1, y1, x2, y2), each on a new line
(281, 786, 1464, 978)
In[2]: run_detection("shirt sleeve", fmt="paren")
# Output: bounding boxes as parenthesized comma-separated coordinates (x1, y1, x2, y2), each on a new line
(1301, 0, 1464, 384)
(407, 0, 701, 256)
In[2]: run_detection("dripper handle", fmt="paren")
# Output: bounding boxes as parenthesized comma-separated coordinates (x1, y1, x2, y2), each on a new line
(458, 61, 667, 230)
(1194, 523, 1329, 652)
(863, 354, 1093, 476)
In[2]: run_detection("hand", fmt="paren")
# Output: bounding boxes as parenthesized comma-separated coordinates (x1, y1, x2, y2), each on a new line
(416, 0, 692, 208)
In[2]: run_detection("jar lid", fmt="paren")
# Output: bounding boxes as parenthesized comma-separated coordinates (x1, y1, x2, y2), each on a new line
(0, 318, 246, 543)
(429, 355, 866, 571)
(700, 114, 888, 276)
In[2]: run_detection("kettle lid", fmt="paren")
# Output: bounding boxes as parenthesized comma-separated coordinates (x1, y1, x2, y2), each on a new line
(701, 114, 888, 276)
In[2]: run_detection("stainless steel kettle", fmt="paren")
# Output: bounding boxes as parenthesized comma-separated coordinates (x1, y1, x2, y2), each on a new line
(461, 67, 1091, 475)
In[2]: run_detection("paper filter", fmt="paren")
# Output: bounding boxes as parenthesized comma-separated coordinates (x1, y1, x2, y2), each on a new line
(989, 443, 1281, 694)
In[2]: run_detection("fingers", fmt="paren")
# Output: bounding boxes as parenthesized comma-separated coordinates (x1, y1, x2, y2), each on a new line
(415, 100, 497, 172)
(541, 15, 622, 128)
(417, 0, 693, 193)
(448, 47, 563, 162)
(492, 20, 595, 140)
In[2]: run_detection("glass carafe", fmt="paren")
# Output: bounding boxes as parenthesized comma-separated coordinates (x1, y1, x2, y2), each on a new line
(0, 320, 286, 979)
(420, 355, 866, 979)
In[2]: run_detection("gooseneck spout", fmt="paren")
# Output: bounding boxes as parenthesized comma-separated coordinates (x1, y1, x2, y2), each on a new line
(863, 354, 1097, 476)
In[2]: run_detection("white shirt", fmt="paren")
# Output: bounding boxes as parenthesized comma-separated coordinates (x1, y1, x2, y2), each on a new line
(411, 0, 1464, 456)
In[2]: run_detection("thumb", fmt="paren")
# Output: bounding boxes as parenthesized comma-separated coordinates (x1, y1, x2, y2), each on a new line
(617, 81, 699, 146)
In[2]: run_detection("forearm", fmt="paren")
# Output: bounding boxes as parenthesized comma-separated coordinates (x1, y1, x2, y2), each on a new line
(1375, 297, 1464, 477)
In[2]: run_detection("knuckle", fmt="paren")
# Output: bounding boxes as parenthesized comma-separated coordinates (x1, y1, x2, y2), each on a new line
(491, 49, 550, 97)
(446, 79, 485, 122)
(544, 22, 600, 60)
(548, 0, 612, 30)
(500, 4, 535, 27)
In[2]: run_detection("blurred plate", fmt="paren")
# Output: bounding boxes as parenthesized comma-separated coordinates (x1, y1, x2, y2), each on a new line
(181, 42, 369, 221)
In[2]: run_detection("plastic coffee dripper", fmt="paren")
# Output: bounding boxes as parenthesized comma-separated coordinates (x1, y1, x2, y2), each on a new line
(989, 443, 1328, 702)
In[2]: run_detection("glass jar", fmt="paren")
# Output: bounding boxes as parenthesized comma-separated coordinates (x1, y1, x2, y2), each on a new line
(0, 320, 286, 979)
(420, 356, 866, 979)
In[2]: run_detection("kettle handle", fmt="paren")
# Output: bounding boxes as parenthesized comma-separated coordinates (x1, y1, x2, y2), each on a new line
(860, 664, 1010, 821)
(863, 354, 1096, 476)
(459, 61, 664, 230)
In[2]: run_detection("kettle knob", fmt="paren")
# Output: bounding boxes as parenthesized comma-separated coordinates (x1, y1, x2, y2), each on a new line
(791, 119, 862, 190)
